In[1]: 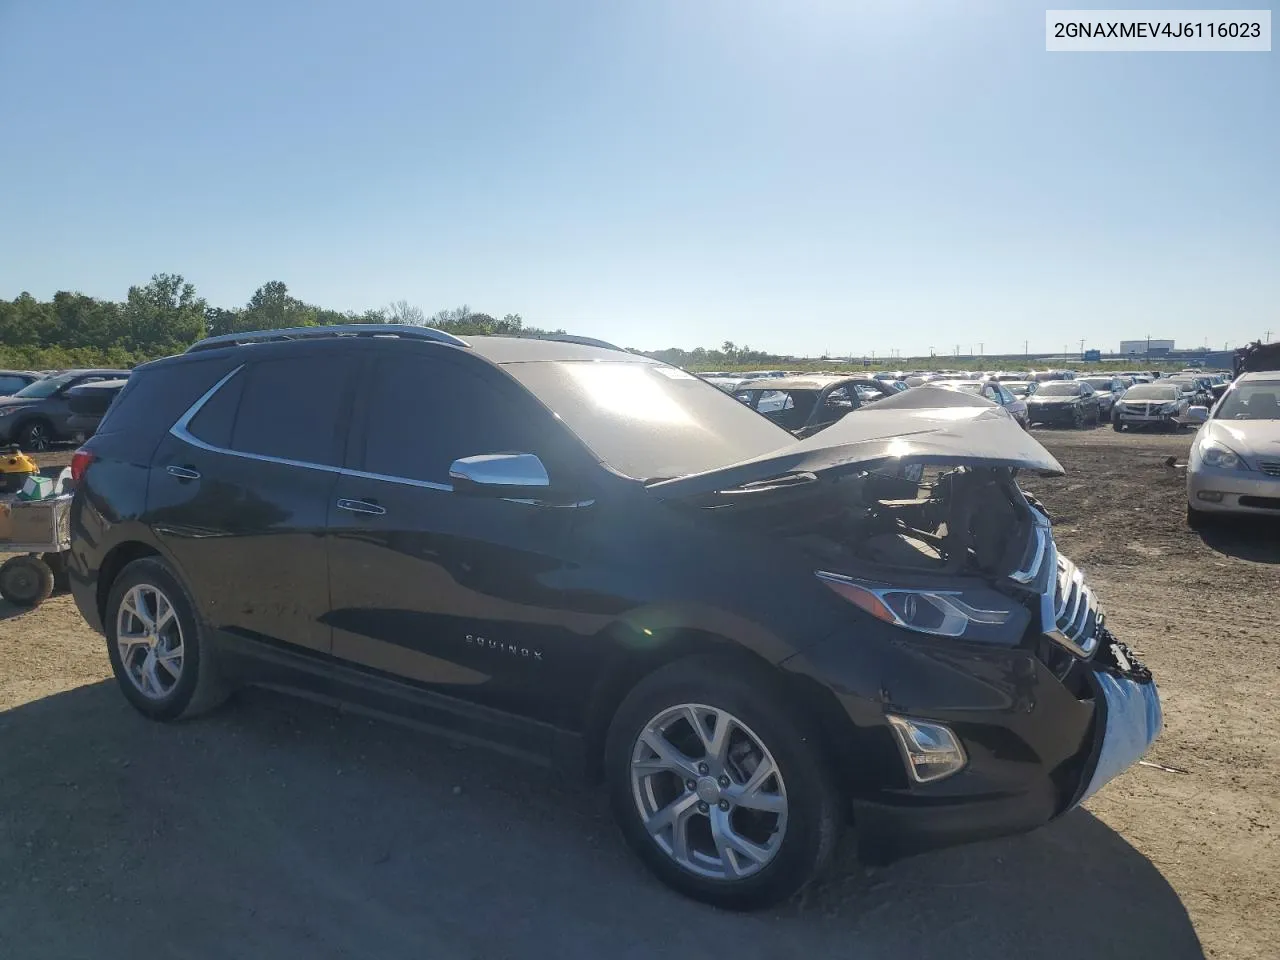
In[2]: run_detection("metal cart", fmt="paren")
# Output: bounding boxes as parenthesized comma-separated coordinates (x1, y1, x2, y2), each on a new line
(0, 494, 72, 607)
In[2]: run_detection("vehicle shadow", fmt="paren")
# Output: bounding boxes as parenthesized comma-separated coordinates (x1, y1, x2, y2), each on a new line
(0, 598, 42, 621)
(1196, 515, 1280, 564)
(0, 683, 1205, 960)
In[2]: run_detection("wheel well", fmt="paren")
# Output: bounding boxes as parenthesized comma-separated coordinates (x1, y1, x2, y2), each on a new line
(96, 542, 161, 623)
(578, 630, 839, 786)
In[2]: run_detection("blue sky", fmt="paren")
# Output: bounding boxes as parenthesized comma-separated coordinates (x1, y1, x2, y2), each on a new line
(1, 0, 1275, 356)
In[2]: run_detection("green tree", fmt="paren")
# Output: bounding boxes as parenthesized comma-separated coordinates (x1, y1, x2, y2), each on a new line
(242, 281, 316, 329)
(120, 274, 206, 353)
(0, 293, 58, 346)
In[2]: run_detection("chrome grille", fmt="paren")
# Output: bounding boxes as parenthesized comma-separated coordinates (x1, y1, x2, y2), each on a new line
(1258, 459, 1280, 478)
(1011, 502, 1100, 659)
(1049, 556, 1101, 658)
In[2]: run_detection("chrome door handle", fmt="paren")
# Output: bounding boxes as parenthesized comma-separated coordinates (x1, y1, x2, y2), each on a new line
(166, 465, 201, 481)
(336, 498, 386, 516)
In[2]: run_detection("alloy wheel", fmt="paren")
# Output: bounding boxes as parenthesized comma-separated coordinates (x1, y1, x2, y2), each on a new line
(630, 703, 788, 880)
(115, 584, 184, 700)
(25, 424, 50, 451)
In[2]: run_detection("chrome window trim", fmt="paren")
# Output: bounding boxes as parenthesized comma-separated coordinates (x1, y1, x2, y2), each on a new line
(167, 363, 586, 504)
(169, 364, 455, 491)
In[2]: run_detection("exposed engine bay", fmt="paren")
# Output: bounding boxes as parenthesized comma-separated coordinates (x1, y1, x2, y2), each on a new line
(696, 464, 1037, 582)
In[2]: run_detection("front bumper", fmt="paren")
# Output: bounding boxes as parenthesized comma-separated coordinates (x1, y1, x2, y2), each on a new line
(788, 633, 1160, 862)
(846, 650, 1159, 860)
(1114, 408, 1180, 427)
(1028, 405, 1082, 423)
(1188, 465, 1280, 515)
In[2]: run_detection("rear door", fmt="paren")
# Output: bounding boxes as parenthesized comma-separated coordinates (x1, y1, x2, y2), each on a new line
(146, 348, 357, 654)
(325, 347, 595, 726)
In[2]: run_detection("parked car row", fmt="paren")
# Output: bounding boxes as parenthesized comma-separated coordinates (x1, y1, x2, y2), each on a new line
(0, 369, 131, 450)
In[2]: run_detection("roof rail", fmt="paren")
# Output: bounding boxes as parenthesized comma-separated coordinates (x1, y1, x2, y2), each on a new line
(527, 333, 626, 352)
(185, 324, 469, 353)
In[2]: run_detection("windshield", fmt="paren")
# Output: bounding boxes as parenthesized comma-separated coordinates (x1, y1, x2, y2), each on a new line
(502, 360, 791, 480)
(1215, 382, 1280, 421)
(1082, 378, 1114, 390)
(1005, 382, 1032, 395)
(1036, 382, 1079, 397)
(1123, 384, 1178, 401)
(941, 382, 983, 393)
(12, 374, 72, 399)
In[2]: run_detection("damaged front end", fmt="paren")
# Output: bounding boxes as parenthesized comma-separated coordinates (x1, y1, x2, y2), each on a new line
(650, 385, 1112, 667)
(652, 386, 1161, 844)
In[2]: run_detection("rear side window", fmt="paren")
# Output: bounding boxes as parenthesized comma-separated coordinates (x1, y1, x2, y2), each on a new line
(359, 356, 543, 484)
(98, 359, 230, 444)
(227, 356, 351, 466)
(0, 375, 28, 393)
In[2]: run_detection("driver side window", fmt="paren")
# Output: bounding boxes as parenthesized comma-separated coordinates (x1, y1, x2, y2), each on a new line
(359, 356, 547, 485)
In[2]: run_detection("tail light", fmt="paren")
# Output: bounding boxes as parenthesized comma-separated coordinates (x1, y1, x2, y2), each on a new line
(70, 448, 96, 485)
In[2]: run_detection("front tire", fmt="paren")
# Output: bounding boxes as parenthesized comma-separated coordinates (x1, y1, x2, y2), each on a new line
(1112, 418, 1124, 432)
(605, 657, 842, 910)
(104, 558, 227, 721)
(16, 419, 54, 452)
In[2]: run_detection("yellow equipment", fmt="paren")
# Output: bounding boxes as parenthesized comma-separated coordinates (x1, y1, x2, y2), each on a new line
(0, 446, 39, 495)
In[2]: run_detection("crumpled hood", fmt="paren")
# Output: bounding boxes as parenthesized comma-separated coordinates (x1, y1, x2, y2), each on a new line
(647, 385, 1064, 499)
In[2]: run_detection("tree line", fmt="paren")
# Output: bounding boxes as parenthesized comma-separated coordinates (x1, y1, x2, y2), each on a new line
(0, 274, 799, 372)
(0, 274, 588, 370)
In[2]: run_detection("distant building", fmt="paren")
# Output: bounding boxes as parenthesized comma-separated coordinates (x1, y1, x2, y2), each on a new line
(1120, 339, 1175, 355)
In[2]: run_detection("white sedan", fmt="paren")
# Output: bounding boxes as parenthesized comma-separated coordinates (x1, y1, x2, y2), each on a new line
(1187, 373, 1280, 523)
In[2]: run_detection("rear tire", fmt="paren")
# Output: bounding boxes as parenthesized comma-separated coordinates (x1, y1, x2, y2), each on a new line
(104, 558, 227, 721)
(605, 657, 843, 910)
(0, 555, 55, 607)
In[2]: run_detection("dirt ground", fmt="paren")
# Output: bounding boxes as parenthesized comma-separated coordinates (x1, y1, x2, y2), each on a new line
(0, 431, 1276, 960)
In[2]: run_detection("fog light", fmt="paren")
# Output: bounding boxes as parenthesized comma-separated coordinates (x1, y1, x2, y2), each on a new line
(1196, 491, 1225, 503)
(886, 715, 967, 784)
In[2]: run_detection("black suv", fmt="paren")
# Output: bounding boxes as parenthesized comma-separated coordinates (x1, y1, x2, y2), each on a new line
(0, 368, 131, 450)
(68, 326, 1162, 909)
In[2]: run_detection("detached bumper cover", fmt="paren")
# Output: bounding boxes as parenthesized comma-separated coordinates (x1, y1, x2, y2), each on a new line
(1073, 667, 1162, 807)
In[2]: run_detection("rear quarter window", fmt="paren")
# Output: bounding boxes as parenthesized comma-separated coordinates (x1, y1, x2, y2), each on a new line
(95, 358, 238, 457)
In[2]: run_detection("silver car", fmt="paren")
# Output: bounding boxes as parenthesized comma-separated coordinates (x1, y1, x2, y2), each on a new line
(1112, 382, 1190, 432)
(1187, 372, 1280, 523)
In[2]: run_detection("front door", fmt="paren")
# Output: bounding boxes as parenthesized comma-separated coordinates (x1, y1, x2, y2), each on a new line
(147, 351, 356, 654)
(325, 349, 597, 727)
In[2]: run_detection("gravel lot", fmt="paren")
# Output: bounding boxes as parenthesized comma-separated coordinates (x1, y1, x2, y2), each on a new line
(1, 430, 1275, 960)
